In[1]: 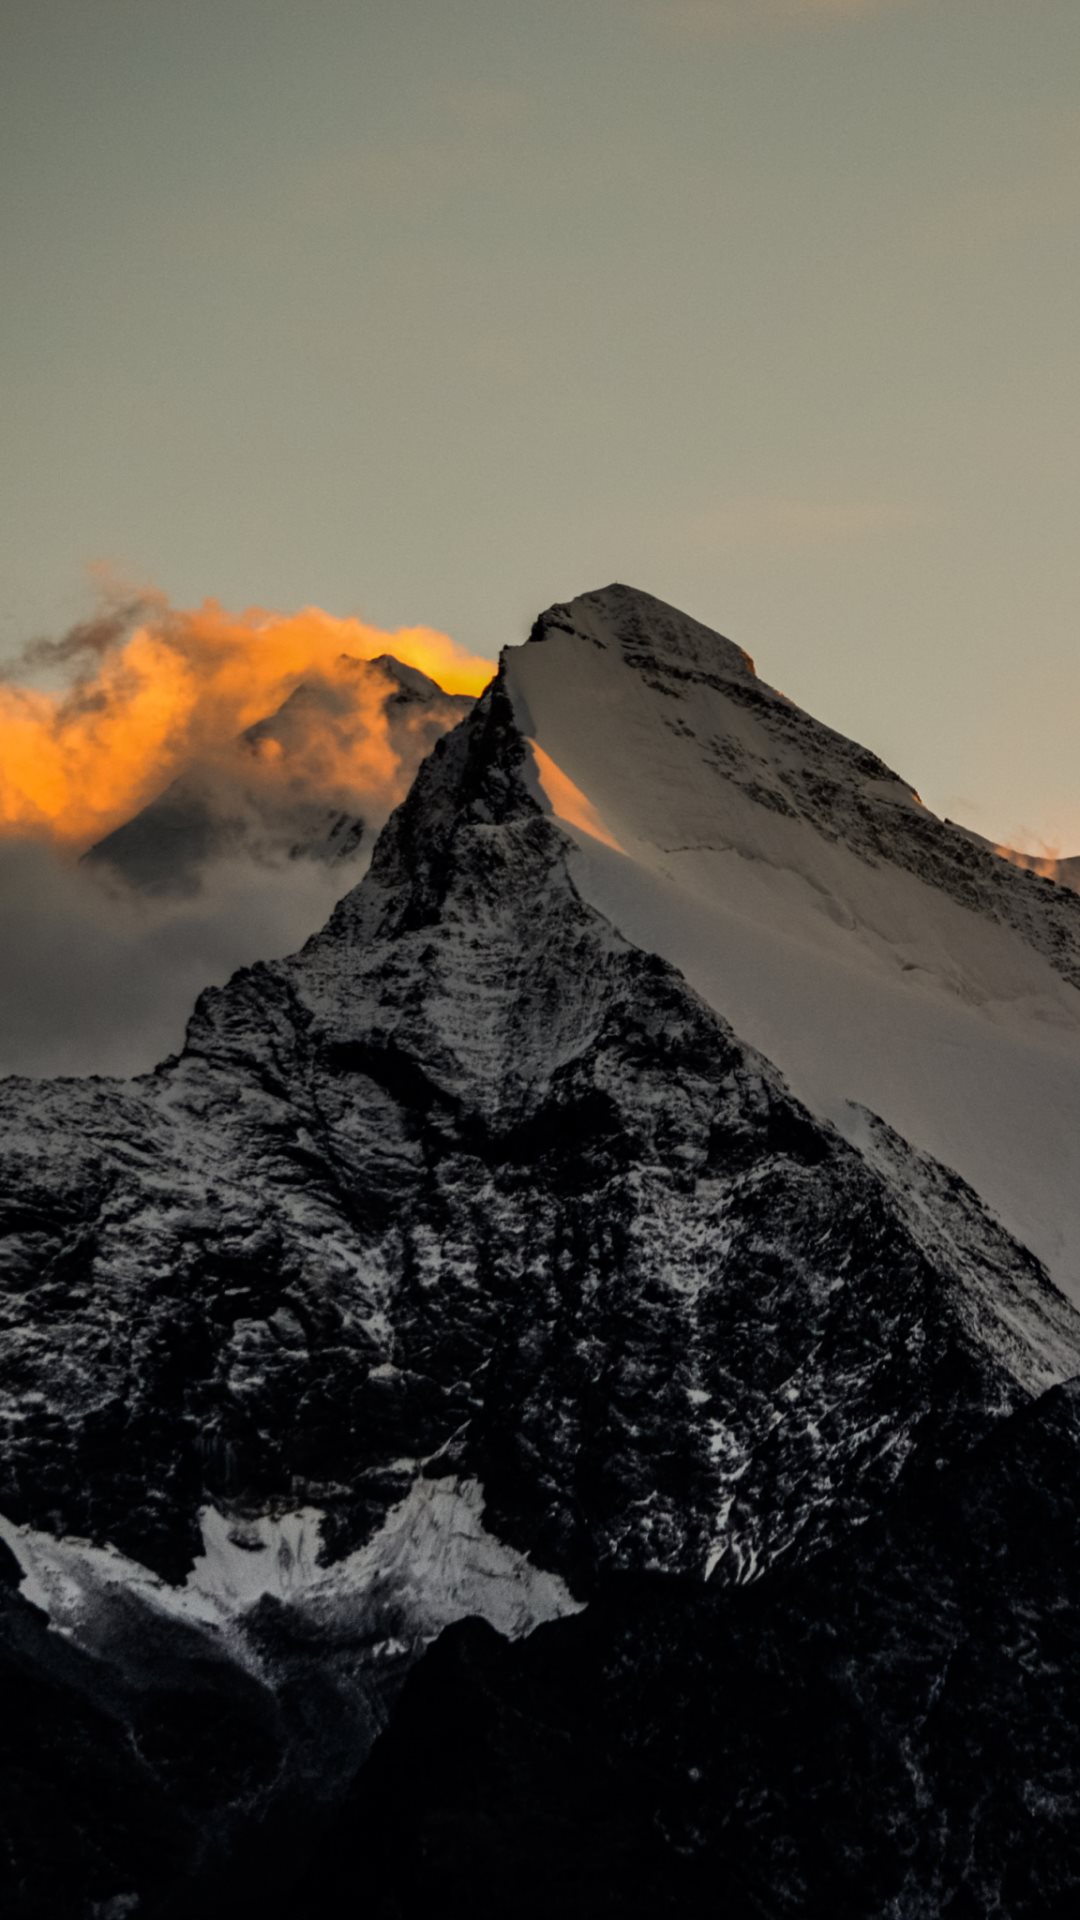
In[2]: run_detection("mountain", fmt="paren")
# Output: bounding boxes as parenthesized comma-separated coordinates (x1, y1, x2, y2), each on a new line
(3, 585, 1080, 1916)
(83, 652, 473, 894)
(509, 589, 1080, 1298)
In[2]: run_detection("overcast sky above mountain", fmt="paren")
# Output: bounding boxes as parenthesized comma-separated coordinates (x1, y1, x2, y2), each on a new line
(3, 0, 1078, 851)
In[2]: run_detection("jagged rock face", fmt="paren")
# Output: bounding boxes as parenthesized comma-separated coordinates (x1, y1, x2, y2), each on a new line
(3, 585, 1080, 1915)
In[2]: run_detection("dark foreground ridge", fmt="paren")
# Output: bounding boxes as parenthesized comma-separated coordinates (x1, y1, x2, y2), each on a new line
(2, 586, 1080, 1916)
(298, 1378, 1080, 1920)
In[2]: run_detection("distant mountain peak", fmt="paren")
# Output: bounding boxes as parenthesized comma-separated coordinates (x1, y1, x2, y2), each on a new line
(361, 651, 451, 700)
(83, 651, 473, 895)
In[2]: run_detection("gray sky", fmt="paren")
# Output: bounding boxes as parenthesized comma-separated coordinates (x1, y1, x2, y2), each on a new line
(3, 0, 1078, 850)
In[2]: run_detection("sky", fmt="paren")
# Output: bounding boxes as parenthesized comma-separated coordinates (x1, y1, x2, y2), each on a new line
(2, 0, 1079, 853)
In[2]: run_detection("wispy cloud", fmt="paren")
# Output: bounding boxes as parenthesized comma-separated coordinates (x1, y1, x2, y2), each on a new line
(0, 838, 371, 1080)
(682, 495, 920, 551)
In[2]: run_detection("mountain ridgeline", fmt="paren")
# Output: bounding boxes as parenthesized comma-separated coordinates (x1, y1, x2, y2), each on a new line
(3, 585, 1080, 1916)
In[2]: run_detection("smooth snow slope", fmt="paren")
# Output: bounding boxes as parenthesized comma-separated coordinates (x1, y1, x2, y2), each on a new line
(509, 586, 1080, 1300)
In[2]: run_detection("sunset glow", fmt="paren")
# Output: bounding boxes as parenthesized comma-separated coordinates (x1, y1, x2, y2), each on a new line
(0, 596, 493, 846)
(526, 738, 626, 854)
(992, 840, 1065, 885)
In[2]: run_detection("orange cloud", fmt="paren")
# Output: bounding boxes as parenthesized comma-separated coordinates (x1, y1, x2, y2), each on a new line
(0, 592, 493, 847)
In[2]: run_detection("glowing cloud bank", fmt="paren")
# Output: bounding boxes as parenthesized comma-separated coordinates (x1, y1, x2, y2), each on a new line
(0, 593, 493, 847)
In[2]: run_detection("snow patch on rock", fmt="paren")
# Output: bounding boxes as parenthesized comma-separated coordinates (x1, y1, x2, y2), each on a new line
(0, 1476, 583, 1668)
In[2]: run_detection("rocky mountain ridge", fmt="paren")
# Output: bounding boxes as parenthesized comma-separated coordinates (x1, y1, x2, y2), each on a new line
(3, 585, 1080, 1916)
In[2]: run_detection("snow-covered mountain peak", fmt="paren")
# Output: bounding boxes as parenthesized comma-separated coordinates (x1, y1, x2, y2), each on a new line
(528, 582, 757, 683)
(510, 584, 918, 863)
(499, 587, 1080, 1296)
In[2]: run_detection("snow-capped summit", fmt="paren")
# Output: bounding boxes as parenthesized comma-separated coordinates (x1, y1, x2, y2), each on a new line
(503, 585, 1080, 1296)
(528, 580, 758, 679)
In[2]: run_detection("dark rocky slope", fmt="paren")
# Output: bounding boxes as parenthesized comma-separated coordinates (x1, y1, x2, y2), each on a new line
(306, 1377, 1080, 1920)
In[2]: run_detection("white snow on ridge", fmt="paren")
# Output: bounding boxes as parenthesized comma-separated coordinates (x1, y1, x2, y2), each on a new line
(0, 1476, 582, 1669)
(188, 1504, 327, 1609)
(509, 594, 1080, 1302)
